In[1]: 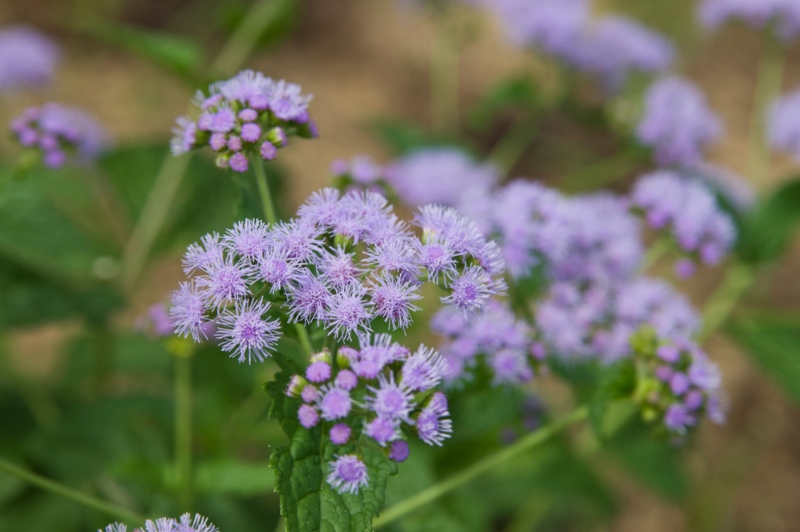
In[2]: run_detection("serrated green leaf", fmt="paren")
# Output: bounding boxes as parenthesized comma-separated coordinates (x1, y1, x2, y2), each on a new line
(727, 317, 800, 403)
(267, 355, 397, 531)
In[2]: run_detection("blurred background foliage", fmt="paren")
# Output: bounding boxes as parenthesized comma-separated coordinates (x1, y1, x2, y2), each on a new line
(0, 0, 800, 531)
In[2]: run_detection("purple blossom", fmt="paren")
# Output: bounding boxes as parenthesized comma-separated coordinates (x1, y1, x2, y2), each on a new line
(631, 171, 736, 265)
(172, 70, 314, 163)
(327, 455, 369, 495)
(317, 247, 362, 288)
(335, 370, 358, 391)
(170, 281, 210, 341)
(175, 513, 219, 532)
(215, 299, 280, 363)
(10, 104, 106, 166)
(298, 404, 319, 428)
(287, 272, 331, 323)
(699, 0, 800, 41)
(330, 423, 352, 445)
(257, 248, 302, 292)
(491, 349, 533, 384)
(101, 524, 126, 532)
(637, 77, 722, 167)
(369, 274, 422, 330)
(325, 285, 372, 340)
(222, 219, 270, 260)
(319, 386, 352, 420)
(301, 385, 319, 403)
(140, 518, 177, 532)
(768, 87, 800, 162)
(365, 416, 399, 446)
(388, 440, 410, 463)
(272, 220, 323, 262)
(306, 361, 332, 383)
(195, 254, 252, 309)
(364, 238, 422, 279)
(183, 233, 223, 274)
(366, 375, 414, 421)
(441, 266, 493, 314)
(400, 346, 448, 391)
(385, 149, 499, 207)
(0, 26, 59, 91)
(664, 404, 695, 433)
(416, 399, 453, 446)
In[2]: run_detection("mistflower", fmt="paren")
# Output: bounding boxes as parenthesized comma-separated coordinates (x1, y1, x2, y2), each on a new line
(10, 103, 106, 167)
(99, 524, 126, 532)
(365, 416, 400, 446)
(140, 518, 177, 532)
(552, 193, 643, 284)
(330, 423, 352, 445)
(637, 77, 723, 167)
(319, 386, 352, 420)
(170, 70, 316, 168)
(330, 155, 387, 193)
(631, 171, 736, 267)
(631, 330, 726, 438)
(0, 26, 58, 91)
(699, 0, 800, 41)
(215, 299, 280, 363)
(432, 300, 535, 384)
(385, 148, 499, 207)
(298, 404, 319, 428)
(459, 180, 570, 279)
(388, 440, 410, 463)
(768, 87, 800, 162)
(416, 392, 453, 446)
(135, 303, 174, 337)
(568, 16, 675, 91)
(172, 188, 500, 360)
(327, 455, 369, 495)
(175, 513, 220, 532)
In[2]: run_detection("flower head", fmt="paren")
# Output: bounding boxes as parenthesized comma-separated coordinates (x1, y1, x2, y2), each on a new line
(637, 77, 722, 167)
(699, 0, 800, 41)
(768, 87, 800, 162)
(10, 103, 106, 167)
(215, 299, 280, 363)
(0, 26, 58, 91)
(327, 455, 369, 495)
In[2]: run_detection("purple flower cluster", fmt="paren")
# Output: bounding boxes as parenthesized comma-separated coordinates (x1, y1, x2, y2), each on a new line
(171, 70, 317, 171)
(432, 300, 543, 384)
(486, 2, 673, 91)
(459, 180, 569, 279)
(171, 188, 504, 360)
(329, 155, 387, 193)
(10, 104, 106, 168)
(632, 332, 726, 438)
(637, 77, 723, 167)
(631, 171, 737, 270)
(768, 87, 800, 162)
(385, 148, 499, 208)
(0, 26, 59, 91)
(100, 513, 218, 532)
(286, 337, 452, 494)
(699, 0, 800, 41)
(536, 278, 699, 363)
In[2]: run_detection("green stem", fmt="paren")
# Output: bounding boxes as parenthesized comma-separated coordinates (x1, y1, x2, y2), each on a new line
(747, 35, 784, 187)
(487, 120, 539, 177)
(0, 458, 144, 523)
(373, 406, 589, 528)
(431, 15, 459, 134)
(294, 323, 314, 356)
(251, 155, 278, 225)
(118, 0, 288, 293)
(175, 354, 193, 510)
(699, 262, 756, 341)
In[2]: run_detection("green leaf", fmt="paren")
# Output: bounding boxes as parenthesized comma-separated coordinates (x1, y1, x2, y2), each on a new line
(588, 359, 636, 440)
(82, 21, 203, 78)
(727, 317, 800, 402)
(736, 177, 800, 264)
(467, 75, 540, 130)
(606, 417, 687, 501)
(267, 354, 397, 531)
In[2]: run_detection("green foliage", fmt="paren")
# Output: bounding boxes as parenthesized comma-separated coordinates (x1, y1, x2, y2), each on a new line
(81, 21, 203, 79)
(736, 177, 800, 264)
(728, 317, 800, 403)
(587, 359, 636, 440)
(267, 354, 397, 531)
(467, 75, 540, 131)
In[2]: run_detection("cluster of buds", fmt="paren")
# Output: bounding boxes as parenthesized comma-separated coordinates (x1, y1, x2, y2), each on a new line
(630, 328, 726, 439)
(10, 103, 105, 168)
(286, 336, 452, 494)
(171, 70, 317, 172)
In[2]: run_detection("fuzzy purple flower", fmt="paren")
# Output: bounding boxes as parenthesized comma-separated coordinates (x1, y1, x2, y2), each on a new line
(637, 77, 722, 167)
(171, 70, 316, 166)
(10, 103, 106, 167)
(330, 423, 352, 445)
(366, 375, 414, 421)
(416, 395, 453, 446)
(385, 149, 499, 207)
(319, 386, 352, 420)
(174, 513, 219, 532)
(298, 404, 319, 428)
(365, 416, 399, 446)
(170, 281, 210, 342)
(0, 26, 59, 91)
(215, 299, 280, 363)
(699, 0, 800, 41)
(327, 455, 369, 495)
(388, 440, 410, 463)
(369, 274, 422, 330)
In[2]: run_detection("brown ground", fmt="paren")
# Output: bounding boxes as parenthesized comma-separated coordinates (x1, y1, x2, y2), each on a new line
(2, 1, 800, 530)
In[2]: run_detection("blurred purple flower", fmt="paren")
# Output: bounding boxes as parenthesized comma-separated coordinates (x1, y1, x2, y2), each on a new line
(0, 26, 58, 91)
